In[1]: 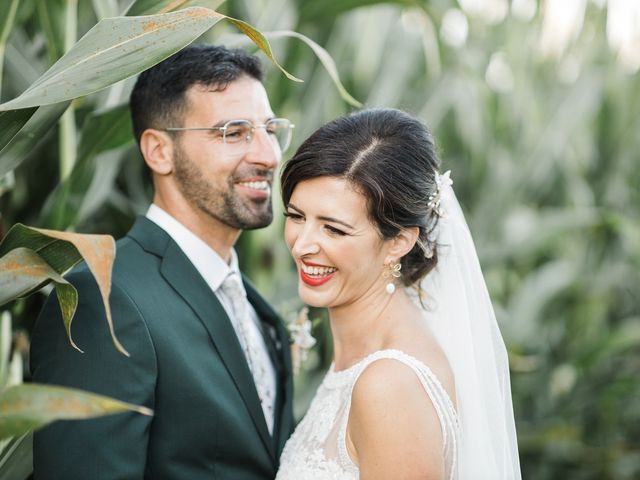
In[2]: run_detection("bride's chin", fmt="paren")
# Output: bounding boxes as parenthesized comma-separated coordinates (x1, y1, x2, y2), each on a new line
(298, 289, 331, 308)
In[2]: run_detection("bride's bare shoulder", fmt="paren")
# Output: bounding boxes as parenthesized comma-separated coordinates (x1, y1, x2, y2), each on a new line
(347, 356, 446, 479)
(406, 337, 457, 408)
(384, 322, 457, 408)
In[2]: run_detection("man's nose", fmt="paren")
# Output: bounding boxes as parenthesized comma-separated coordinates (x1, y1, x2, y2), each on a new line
(244, 128, 280, 169)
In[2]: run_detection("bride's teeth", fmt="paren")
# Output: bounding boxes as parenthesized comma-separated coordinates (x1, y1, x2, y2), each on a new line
(302, 264, 337, 276)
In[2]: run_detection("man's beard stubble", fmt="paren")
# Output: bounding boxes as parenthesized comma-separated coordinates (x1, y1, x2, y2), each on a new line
(173, 145, 274, 231)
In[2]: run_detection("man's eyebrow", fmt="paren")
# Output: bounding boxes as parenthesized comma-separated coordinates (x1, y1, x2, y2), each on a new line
(210, 116, 277, 128)
(211, 119, 230, 128)
(286, 203, 354, 229)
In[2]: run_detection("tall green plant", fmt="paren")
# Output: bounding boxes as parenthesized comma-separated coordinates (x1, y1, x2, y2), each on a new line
(0, 1, 361, 477)
(0, 227, 151, 476)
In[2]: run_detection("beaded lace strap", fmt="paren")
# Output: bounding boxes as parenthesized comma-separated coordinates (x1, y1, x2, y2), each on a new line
(336, 349, 459, 480)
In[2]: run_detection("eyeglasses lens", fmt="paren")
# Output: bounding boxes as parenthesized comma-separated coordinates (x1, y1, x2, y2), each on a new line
(223, 119, 292, 153)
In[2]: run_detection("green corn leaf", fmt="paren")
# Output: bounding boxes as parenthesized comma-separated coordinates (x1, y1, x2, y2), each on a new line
(124, 0, 226, 16)
(0, 225, 120, 355)
(0, 384, 153, 440)
(298, 0, 418, 23)
(41, 103, 134, 230)
(0, 7, 300, 112)
(0, 108, 37, 153)
(0, 0, 19, 46)
(35, 0, 66, 63)
(0, 102, 70, 178)
(266, 30, 362, 107)
(0, 247, 80, 351)
(92, 0, 119, 19)
(0, 432, 32, 480)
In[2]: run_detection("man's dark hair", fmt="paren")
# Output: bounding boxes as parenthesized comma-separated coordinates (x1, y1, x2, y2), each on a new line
(130, 44, 263, 145)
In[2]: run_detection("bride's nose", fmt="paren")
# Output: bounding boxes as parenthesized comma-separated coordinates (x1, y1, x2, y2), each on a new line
(291, 226, 321, 258)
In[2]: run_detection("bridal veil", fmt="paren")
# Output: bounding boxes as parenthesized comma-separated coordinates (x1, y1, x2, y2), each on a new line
(418, 172, 522, 479)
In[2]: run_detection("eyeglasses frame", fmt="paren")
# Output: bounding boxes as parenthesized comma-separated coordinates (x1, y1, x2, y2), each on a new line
(164, 118, 295, 153)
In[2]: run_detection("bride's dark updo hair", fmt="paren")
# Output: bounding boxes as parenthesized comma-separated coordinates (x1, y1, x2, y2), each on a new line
(281, 108, 441, 286)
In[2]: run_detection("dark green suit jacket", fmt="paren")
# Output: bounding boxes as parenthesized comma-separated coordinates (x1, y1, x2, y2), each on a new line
(30, 217, 294, 479)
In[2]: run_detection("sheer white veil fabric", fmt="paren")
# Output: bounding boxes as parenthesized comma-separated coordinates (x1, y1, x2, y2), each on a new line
(418, 174, 522, 479)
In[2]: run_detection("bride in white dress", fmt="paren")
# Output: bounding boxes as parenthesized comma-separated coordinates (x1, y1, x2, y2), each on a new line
(276, 108, 521, 479)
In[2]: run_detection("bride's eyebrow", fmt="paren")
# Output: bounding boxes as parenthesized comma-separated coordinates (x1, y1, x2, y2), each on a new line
(317, 215, 354, 230)
(285, 203, 303, 214)
(286, 203, 355, 230)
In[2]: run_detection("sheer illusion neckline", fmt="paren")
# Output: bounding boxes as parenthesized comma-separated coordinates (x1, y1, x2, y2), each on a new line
(325, 350, 389, 387)
(325, 349, 437, 389)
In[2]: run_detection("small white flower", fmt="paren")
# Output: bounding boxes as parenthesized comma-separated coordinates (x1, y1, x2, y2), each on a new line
(287, 307, 317, 375)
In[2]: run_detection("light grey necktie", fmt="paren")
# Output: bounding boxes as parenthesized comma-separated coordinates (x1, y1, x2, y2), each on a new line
(219, 272, 275, 434)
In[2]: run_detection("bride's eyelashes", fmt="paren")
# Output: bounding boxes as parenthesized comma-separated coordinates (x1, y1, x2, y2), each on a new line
(284, 211, 348, 237)
(324, 225, 347, 236)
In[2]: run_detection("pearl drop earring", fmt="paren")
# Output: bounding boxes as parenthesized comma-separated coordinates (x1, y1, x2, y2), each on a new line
(382, 261, 402, 294)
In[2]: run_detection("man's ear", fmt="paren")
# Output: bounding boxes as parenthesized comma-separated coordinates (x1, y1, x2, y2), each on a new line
(140, 129, 174, 175)
(385, 227, 419, 263)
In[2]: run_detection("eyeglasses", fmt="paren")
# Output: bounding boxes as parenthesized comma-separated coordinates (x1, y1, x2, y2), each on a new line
(165, 118, 295, 154)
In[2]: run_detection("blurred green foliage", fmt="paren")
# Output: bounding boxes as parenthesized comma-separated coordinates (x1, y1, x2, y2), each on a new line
(0, 0, 638, 478)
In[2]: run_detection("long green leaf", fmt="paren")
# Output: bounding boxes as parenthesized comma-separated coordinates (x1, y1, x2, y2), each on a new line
(0, 224, 121, 355)
(0, 0, 20, 94)
(227, 18, 302, 83)
(0, 248, 72, 306)
(0, 0, 19, 45)
(0, 384, 153, 440)
(1, 238, 79, 275)
(0, 102, 70, 178)
(0, 7, 300, 111)
(41, 104, 133, 229)
(266, 31, 362, 107)
(92, 0, 119, 20)
(76, 104, 133, 160)
(0, 312, 10, 390)
(298, 0, 418, 23)
(0, 247, 80, 351)
(0, 432, 32, 480)
(0, 224, 78, 268)
(124, 0, 226, 16)
(36, 0, 66, 64)
(0, 108, 37, 152)
(73, 150, 125, 227)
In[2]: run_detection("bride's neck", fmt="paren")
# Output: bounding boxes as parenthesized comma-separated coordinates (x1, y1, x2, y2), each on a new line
(329, 288, 412, 370)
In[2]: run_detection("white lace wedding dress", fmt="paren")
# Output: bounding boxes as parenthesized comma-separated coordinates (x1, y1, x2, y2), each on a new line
(276, 349, 459, 480)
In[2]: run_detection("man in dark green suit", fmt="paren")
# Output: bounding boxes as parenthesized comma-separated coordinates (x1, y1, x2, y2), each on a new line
(30, 45, 295, 479)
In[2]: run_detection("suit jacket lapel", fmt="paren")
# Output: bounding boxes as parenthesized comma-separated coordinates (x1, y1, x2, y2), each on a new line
(128, 218, 275, 460)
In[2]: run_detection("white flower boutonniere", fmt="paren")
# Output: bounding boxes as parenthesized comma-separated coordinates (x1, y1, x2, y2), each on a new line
(287, 307, 317, 375)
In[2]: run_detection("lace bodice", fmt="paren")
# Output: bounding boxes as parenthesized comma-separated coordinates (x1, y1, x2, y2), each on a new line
(276, 349, 459, 480)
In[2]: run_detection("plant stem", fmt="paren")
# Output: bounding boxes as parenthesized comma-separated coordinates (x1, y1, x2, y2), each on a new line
(59, 0, 78, 182)
(0, 42, 5, 99)
(0, 0, 20, 97)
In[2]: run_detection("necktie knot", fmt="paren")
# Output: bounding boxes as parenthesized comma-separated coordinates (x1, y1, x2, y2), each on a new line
(220, 272, 248, 320)
(221, 271, 245, 300)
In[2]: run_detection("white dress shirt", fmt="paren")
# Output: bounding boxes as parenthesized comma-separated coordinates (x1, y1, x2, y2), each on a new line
(146, 204, 277, 433)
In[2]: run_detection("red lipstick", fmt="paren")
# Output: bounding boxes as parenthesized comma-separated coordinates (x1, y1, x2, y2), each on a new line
(299, 261, 336, 287)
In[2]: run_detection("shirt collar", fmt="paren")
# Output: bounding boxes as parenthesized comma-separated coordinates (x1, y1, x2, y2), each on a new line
(146, 204, 239, 291)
